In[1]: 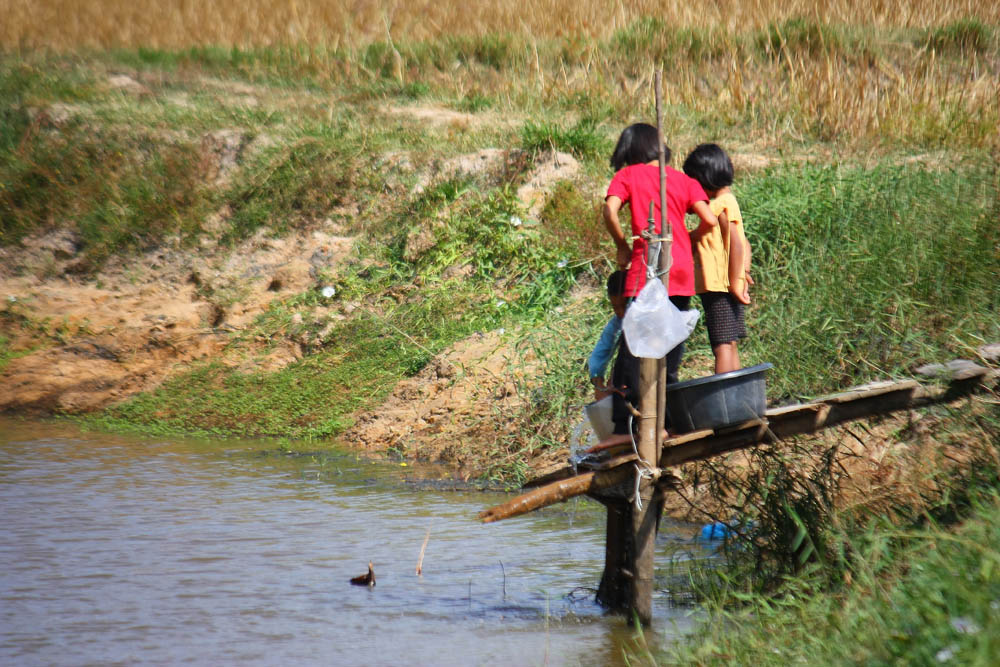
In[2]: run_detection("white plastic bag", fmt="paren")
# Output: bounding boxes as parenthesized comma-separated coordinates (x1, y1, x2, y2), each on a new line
(622, 278, 699, 358)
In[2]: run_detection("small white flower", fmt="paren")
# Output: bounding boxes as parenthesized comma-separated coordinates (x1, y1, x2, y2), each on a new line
(555, 306, 564, 314)
(321, 286, 336, 298)
(497, 328, 505, 335)
(495, 300, 506, 308)
(556, 260, 568, 268)
(509, 216, 523, 227)
(936, 646, 956, 662)
(950, 617, 981, 634)
(6, 295, 16, 303)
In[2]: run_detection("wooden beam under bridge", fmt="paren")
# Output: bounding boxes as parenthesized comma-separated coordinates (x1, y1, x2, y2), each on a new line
(479, 363, 997, 524)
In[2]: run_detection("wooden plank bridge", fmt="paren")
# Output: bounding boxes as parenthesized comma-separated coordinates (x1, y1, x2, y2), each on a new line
(479, 354, 998, 624)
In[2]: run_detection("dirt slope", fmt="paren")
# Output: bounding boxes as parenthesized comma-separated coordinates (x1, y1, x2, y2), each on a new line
(0, 138, 581, 471)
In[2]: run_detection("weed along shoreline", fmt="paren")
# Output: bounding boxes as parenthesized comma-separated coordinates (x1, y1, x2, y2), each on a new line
(3, 4, 1000, 662)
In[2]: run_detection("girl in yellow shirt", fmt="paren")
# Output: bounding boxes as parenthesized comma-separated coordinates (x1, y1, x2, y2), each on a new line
(682, 144, 753, 374)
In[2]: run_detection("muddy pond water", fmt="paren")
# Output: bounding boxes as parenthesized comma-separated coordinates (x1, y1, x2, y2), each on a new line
(0, 418, 710, 666)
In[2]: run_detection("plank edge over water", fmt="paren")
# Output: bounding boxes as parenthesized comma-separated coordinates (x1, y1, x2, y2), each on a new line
(480, 365, 997, 523)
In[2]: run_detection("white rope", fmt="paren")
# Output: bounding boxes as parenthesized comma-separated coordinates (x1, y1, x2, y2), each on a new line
(626, 411, 659, 511)
(630, 464, 656, 511)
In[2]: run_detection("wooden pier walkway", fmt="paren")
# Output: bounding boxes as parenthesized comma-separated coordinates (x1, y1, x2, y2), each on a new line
(480, 358, 997, 524)
(478, 352, 996, 625)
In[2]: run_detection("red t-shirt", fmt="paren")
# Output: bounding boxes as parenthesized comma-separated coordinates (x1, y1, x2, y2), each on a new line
(606, 164, 708, 297)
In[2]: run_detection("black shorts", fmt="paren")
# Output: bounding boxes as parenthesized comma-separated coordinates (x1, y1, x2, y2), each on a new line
(700, 292, 746, 347)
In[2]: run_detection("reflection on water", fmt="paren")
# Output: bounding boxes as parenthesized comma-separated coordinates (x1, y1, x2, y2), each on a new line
(0, 418, 706, 666)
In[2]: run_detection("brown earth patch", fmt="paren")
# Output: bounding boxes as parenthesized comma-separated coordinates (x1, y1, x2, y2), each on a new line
(385, 104, 481, 128)
(343, 329, 539, 477)
(0, 223, 353, 413)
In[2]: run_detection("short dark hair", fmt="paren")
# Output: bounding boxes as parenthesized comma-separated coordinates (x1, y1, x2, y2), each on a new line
(682, 143, 734, 193)
(606, 270, 626, 297)
(610, 123, 672, 172)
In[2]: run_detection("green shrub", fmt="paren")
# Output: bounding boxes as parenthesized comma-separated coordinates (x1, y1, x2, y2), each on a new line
(1, 124, 206, 265)
(922, 19, 996, 54)
(222, 137, 364, 243)
(759, 17, 844, 56)
(520, 118, 609, 160)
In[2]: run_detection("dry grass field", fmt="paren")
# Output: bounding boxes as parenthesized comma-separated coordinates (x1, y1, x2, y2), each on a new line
(3, 1, 998, 151)
(3, 0, 999, 49)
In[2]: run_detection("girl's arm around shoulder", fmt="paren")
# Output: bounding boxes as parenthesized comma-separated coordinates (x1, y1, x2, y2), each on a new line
(689, 200, 718, 244)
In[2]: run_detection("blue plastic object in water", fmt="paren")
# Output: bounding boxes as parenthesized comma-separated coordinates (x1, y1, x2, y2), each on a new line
(700, 522, 731, 541)
(699, 520, 756, 541)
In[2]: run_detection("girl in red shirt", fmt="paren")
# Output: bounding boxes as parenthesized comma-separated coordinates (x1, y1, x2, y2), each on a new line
(602, 123, 719, 433)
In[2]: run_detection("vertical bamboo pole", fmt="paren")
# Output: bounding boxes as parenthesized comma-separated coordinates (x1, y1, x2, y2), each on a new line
(626, 69, 671, 627)
(655, 70, 670, 454)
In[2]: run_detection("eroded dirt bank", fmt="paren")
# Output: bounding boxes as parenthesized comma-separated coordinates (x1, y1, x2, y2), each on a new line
(1, 223, 355, 412)
(0, 97, 583, 478)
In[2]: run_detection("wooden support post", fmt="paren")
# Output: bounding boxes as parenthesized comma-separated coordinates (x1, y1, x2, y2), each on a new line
(595, 491, 666, 614)
(629, 356, 660, 625)
(596, 499, 631, 609)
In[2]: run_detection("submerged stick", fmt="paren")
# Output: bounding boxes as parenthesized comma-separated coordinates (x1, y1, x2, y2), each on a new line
(415, 528, 431, 576)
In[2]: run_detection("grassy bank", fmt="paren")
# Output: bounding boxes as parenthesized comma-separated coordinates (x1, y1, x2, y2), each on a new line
(667, 498, 1000, 665)
(75, 157, 999, 481)
(2, 38, 998, 480)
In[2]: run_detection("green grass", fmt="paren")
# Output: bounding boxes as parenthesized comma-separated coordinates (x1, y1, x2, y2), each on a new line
(520, 118, 611, 161)
(691, 162, 1000, 402)
(922, 19, 997, 54)
(0, 334, 22, 373)
(669, 494, 1000, 665)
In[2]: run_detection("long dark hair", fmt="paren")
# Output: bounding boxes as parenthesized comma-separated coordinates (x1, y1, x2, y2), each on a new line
(609, 123, 672, 171)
